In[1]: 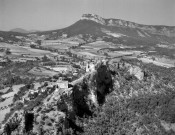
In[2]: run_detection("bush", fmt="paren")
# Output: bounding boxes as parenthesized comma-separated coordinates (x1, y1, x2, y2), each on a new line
(13, 83, 34, 102)
(15, 101, 24, 110)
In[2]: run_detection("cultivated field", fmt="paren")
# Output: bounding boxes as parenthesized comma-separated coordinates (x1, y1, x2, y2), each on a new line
(0, 85, 24, 123)
(0, 98, 12, 123)
(28, 67, 58, 76)
(82, 41, 115, 50)
(0, 43, 54, 57)
(139, 57, 175, 68)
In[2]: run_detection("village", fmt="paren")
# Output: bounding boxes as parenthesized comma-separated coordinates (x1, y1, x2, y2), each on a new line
(0, 26, 175, 134)
(0, 34, 107, 124)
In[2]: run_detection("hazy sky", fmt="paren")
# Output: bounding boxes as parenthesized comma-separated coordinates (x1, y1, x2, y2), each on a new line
(0, 0, 175, 31)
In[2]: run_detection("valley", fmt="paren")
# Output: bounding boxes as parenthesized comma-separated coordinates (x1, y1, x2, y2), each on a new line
(0, 14, 175, 135)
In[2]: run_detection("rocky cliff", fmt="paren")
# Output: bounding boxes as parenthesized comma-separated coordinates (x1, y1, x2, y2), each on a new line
(82, 14, 175, 37)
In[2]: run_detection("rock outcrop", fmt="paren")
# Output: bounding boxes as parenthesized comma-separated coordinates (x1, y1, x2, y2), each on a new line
(81, 14, 175, 37)
(128, 65, 144, 81)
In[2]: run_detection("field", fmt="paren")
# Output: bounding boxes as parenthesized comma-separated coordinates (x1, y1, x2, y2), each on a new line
(139, 57, 175, 68)
(0, 43, 28, 54)
(1, 85, 24, 98)
(0, 87, 10, 94)
(0, 85, 24, 123)
(28, 67, 58, 76)
(50, 67, 69, 72)
(42, 39, 80, 50)
(82, 41, 115, 50)
(107, 51, 134, 57)
(78, 51, 98, 57)
(0, 98, 12, 123)
(42, 44, 69, 50)
(155, 56, 175, 65)
(0, 43, 54, 57)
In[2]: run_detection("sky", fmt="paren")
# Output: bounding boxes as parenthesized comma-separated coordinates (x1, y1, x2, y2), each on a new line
(0, 0, 175, 31)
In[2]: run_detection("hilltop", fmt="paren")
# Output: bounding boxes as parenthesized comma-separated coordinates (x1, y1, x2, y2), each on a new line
(10, 28, 30, 34)
(34, 14, 175, 46)
(1, 14, 175, 45)
(82, 14, 175, 37)
(10, 28, 39, 34)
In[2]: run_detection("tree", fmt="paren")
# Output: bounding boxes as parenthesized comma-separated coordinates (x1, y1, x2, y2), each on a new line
(5, 48, 11, 55)
(30, 44, 36, 48)
(36, 40, 42, 45)
(13, 94, 20, 102)
(104, 52, 108, 56)
(42, 55, 49, 62)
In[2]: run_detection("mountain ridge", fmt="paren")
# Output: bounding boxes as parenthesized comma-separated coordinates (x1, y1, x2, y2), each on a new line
(10, 28, 30, 33)
(81, 14, 175, 37)
(82, 13, 175, 28)
(35, 17, 175, 46)
(1, 14, 175, 45)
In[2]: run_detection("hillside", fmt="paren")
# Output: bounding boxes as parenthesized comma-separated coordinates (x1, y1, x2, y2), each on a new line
(1, 14, 175, 45)
(0, 31, 26, 42)
(1, 59, 175, 134)
(36, 14, 175, 46)
(82, 14, 175, 37)
(10, 28, 30, 34)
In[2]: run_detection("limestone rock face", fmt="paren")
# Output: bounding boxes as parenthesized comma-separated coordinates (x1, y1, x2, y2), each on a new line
(81, 14, 106, 25)
(116, 61, 144, 81)
(128, 66, 144, 81)
(81, 14, 175, 37)
(71, 61, 113, 116)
